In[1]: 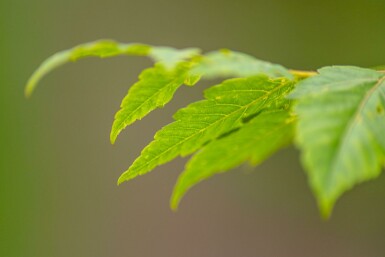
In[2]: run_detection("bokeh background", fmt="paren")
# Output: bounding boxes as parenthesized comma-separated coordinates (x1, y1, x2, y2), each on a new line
(1, 0, 385, 256)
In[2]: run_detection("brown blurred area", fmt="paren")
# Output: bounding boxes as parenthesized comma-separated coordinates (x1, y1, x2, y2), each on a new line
(1, 0, 385, 256)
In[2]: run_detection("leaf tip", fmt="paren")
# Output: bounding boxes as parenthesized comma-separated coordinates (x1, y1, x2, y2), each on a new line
(117, 168, 139, 185)
(117, 174, 126, 186)
(170, 201, 179, 212)
(170, 193, 181, 212)
(170, 180, 191, 212)
(110, 121, 123, 145)
(24, 81, 34, 99)
(317, 196, 335, 220)
(110, 131, 118, 145)
(25, 50, 71, 98)
(320, 204, 333, 220)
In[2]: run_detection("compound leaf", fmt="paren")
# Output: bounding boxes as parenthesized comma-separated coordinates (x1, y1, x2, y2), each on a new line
(118, 76, 295, 184)
(171, 109, 296, 210)
(25, 40, 200, 97)
(291, 66, 385, 218)
(25, 39, 385, 218)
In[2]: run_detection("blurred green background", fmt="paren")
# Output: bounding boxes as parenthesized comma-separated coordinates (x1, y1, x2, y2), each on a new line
(1, 0, 385, 256)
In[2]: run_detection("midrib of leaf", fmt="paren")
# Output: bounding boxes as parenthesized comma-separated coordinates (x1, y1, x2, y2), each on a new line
(118, 80, 289, 183)
(329, 76, 385, 178)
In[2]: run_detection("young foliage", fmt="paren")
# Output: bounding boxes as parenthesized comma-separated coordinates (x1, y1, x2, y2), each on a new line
(26, 40, 385, 218)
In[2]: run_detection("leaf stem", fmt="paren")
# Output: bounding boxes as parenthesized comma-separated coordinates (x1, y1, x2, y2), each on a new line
(289, 67, 385, 78)
(289, 69, 318, 78)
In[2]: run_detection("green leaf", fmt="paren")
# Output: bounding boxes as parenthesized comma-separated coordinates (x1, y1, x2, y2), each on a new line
(290, 66, 385, 218)
(25, 40, 200, 97)
(191, 49, 293, 80)
(171, 109, 296, 210)
(117, 76, 295, 184)
(110, 62, 198, 144)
